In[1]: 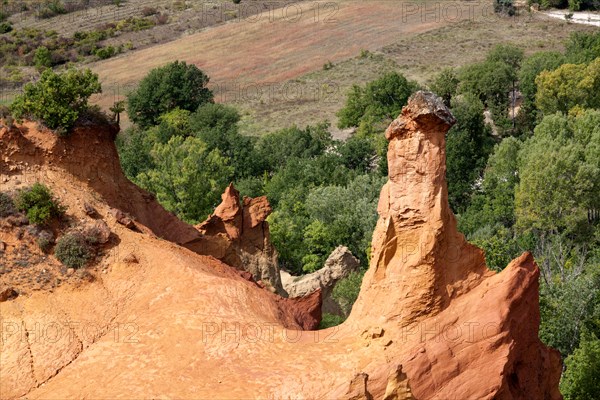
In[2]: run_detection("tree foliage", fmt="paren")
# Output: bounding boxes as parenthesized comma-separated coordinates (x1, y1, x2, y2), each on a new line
(127, 61, 213, 127)
(11, 68, 101, 131)
(254, 123, 332, 173)
(190, 103, 259, 179)
(561, 330, 600, 400)
(515, 111, 600, 238)
(337, 72, 418, 128)
(566, 31, 600, 64)
(446, 93, 494, 213)
(430, 68, 459, 107)
(136, 136, 233, 223)
(15, 183, 64, 225)
(536, 58, 600, 115)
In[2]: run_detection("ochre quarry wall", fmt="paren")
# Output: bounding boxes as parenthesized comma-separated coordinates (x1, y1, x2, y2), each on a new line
(0, 93, 562, 399)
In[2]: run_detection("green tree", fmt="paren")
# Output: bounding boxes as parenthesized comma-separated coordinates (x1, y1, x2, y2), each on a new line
(11, 68, 101, 131)
(264, 152, 350, 207)
(566, 31, 600, 64)
(519, 51, 565, 105)
(535, 58, 600, 115)
(561, 331, 600, 400)
(515, 111, 600, 238)
(136, 136, 233, 223)
(536, 63, 587, 115)
(148, 108, 193, 144)
(517, 51, 566, 133)
(33, 46, 52, 70)
(190, 103, 258, 179)
(336, 135, 376, 173)
(539, 254, 600, 357)
(127, 61, 213, 127)
(254, 123, 332, 173)
(337, 72, 419, 128)
(430, 68, 459, 107)
(459, 137, 523, 237)
(458, 60, 514, 132)
(270, 174, 383, 274)
(116, 126, 155, 180)
(487, 44, 524, 71)
(446, 93, 494, 213)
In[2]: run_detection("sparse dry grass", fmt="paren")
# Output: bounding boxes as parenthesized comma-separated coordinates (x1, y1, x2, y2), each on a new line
(90, 0, 471, 111)
(233, 11, 598, 135)
(52, 1, 596, 134)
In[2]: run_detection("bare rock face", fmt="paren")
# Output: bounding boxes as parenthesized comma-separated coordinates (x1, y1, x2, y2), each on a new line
(187, 184, 285, 296)
(281, 246, 360, 315)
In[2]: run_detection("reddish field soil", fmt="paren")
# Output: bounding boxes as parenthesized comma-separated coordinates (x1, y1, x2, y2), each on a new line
(91, 0, 486, 108)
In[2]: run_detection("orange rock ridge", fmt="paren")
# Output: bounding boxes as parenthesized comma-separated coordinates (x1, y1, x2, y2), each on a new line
(0, 92, 562, 399)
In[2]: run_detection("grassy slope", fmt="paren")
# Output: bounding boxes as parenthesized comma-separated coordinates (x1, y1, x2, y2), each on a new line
(89, 0, 474, 110)
(86, 1, 595, 134)
(235, 13, 597, 135)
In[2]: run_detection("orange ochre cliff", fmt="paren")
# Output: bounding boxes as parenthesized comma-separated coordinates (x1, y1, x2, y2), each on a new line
(0, 92, 562, 399)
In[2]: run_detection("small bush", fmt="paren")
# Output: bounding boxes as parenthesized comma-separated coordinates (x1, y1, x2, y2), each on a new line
(141, 6, 157, 16)
(54, 233, 92, 269)
(37, 231, 54, 253)
(95, 45, 117, 60)
(0, 22, 12, 34)
(0, 192, 16, 217)
(34, 46, 53, 69)
(15, 183, 64, 225)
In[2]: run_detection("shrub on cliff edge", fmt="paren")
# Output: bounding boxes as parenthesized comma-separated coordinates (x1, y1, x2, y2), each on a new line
(11, 68, 101, 132)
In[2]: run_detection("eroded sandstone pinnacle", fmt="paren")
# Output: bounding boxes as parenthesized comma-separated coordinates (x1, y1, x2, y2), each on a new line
(350, 91, 489, 327)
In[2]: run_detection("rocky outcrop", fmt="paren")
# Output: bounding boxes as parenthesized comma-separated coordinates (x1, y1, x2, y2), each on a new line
(344, 91, 562, 398)
(0, 121, 201, 245)
(185, 184, 285, 295)
(281, 246, 360, 315)
(0, 95, 562, 399)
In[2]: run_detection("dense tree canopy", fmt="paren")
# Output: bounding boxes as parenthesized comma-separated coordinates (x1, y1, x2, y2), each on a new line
(127, 61, 213, 127)
(535, 58, 600, 115)
(515, 111, 600, 238)
(561, 330, 600, 400)
(136, 135, 233, 223)
(430, 68, 459, 107)
(337, 72, 419, 128)
(446, 93, 494, 213)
